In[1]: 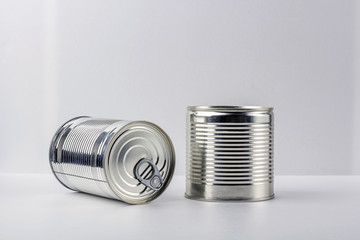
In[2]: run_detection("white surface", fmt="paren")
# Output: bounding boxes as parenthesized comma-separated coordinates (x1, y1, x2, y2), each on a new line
(1, 174, 359, 240)
(0, 0, 360, 175)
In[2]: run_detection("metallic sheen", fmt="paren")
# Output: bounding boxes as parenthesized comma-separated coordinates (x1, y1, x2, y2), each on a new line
(135, 158, 163, 190)
(49, 116, 175, 204)
(186, 106, 274, 201)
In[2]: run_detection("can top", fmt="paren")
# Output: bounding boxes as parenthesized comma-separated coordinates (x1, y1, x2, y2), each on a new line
(188, 106, 273, 112)
(104, 121, 175, 204)
(188, 106, 273, 124)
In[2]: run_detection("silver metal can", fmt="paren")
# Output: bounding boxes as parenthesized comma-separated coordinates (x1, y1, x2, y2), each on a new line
(49, 116, 175, 204)
(186, 106, 274, 201)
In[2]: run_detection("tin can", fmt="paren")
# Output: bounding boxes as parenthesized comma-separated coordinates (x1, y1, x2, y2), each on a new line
(49, 116, 175, 204)
(186, 106, 274, 201)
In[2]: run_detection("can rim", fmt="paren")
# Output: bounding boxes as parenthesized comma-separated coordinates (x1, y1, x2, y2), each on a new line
(104, 120, 176, 204)
(187, 106, 273, 112)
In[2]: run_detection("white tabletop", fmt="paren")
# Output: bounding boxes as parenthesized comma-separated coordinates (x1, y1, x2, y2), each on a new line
(0, 174, 359, 240)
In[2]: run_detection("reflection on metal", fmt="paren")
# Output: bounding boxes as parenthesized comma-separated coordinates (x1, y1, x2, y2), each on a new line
(186, 106, 274, 201)
(49, 117, 175, 204)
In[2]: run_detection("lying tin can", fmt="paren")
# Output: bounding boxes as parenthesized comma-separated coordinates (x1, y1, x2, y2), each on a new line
(186, 106, 274, 201)
(49, 116, 175, 204)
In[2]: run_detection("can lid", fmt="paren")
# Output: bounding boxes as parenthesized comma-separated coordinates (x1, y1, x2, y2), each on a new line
(105, 121, 175, 204)
(187, 106, 273, 112)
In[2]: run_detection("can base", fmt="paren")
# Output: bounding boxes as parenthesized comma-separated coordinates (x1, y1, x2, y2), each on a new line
(185, 181, 274, 202)
(184, 193, 275, 202)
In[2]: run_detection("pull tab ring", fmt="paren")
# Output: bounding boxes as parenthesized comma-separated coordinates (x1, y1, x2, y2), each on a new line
(134, 158, 163, 190)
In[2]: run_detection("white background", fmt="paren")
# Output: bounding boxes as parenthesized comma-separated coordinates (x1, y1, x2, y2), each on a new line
(1, 175, 359, 240)
(1, 0, 359, 175)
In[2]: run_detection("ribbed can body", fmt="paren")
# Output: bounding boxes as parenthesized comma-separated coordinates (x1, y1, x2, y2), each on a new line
(186, 106, 274, 201)
(50, 116, 175, 204)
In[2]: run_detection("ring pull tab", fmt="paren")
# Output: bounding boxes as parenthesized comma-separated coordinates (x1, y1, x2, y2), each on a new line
(134, 158, 163, 191)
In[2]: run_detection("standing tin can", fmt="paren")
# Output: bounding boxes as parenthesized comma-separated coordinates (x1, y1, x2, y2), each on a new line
(49, 116, 175, 204)
(186, 106, 274, 201)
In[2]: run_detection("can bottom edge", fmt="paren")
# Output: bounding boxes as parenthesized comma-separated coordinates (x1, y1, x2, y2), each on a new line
(184, 194, 275, 202)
